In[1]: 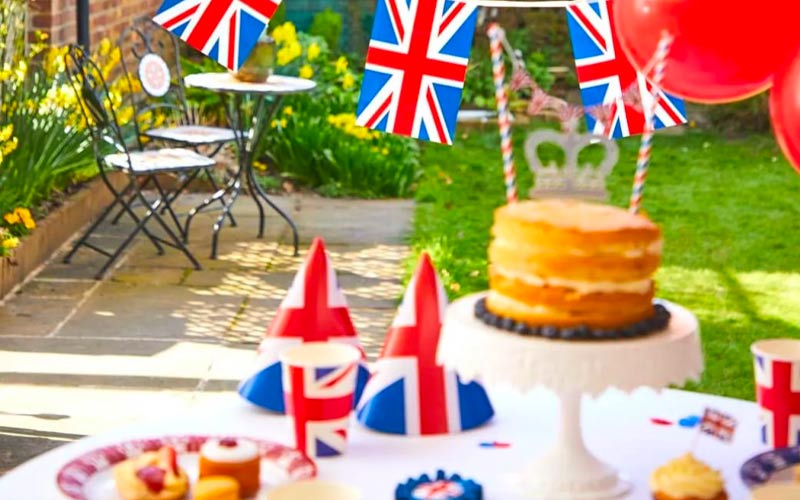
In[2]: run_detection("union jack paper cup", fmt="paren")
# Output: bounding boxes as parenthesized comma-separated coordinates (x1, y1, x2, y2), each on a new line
(280, 342, 361, 458)
(752, 339, 800, 448)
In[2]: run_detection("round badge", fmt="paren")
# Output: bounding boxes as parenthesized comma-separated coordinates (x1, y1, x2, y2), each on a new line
(138, 54, 171, 97)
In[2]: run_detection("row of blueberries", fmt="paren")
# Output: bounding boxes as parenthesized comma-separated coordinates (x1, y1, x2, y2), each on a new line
(473, 299, 671, 341)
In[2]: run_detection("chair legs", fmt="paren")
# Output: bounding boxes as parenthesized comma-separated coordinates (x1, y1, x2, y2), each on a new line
(65, 174, 202, 280)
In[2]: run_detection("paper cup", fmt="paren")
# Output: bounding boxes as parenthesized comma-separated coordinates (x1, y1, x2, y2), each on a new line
(280, 342, 361, 458)
(752, 339, 800, 448)
(267, 480, 362, 500)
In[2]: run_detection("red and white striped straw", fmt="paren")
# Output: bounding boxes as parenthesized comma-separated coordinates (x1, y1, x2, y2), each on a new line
(629, 31, 673, 214)
(487, 22, 518, 204)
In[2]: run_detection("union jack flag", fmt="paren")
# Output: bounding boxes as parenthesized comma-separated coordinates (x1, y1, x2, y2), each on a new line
(356, 253, 493, 435)
(238, 238, 369, 413)
(356, 0, 479, 145)
(565, 0, 687, 138)
(754, 354, 800, 448)
(699, 408, 737, 442)
(283, 361, 357, 457)
(153, 0, 281, 71)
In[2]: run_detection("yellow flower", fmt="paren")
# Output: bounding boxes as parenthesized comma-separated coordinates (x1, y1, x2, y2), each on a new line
(299, 64, 314, 79)
(2, 137, 18, 157)
(253, 160, 268, 171)
(98, 38, 112, 57)
(2, 237, 19, 250)
(283, 106, 293, 116)
(0, 124, 13, 142)
(3, 213, 20, 225)
(381, 148, 389, 155)
(13, 208, 31, 220)
(334, 56, 348, 74)
(272, 22, 297, 45)
(306, 42, 321, 61)
(277, 41, 302, 66)
(271, 119, 288, 129)
(342, 72, 355, 90)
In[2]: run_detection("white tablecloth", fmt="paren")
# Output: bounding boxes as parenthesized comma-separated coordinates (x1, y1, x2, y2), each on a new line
(0, 387, 765, 499)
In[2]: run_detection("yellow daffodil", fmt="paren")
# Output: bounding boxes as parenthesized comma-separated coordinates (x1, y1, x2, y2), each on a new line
(307, 42, 321, 61)
(3, 213, 20, 225)
(299, 64, 314, 79)
(283, 106, 293, 116)
(271, 119, 288, 129)
(381, 148, 389, 155)
(334, 56, 348, 74)
(0, 124, 13, 142)
(253, 160, 267, 171)
(98, 38, 112, 57)
(2, 237, 19, 250)
(13, 208, 31, 220)
(272, 22, 298, 45)
(342, 72, 355, 90)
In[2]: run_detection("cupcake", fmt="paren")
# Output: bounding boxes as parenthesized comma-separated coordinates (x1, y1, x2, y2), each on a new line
(113, 446, 189, 500)
(650, 454, 727, 500)
(199, 438, 260, 497)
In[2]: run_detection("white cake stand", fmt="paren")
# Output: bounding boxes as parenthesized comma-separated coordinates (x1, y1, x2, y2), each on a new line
(437, 293, 704, 499)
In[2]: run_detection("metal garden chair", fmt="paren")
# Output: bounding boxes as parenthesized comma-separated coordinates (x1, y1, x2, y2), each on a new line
(113, 15, 238, 237)
(64, 45, 206, 279)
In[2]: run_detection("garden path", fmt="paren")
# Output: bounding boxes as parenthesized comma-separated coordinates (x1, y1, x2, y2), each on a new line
(0, 193, 413, 474)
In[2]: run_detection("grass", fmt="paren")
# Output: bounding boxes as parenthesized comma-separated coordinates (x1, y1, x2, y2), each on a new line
(412, 124, 800, 401)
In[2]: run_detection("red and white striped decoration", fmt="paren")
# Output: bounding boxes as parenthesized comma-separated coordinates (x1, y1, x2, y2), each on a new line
(487, 22, 517, 204)
(629, 31, 673, 214)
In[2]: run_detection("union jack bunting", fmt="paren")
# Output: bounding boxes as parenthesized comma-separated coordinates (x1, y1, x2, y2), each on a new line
(238, 238, 369, 413)
(699, 408, 737, 442)
(153, 0, 281, 71)
(283, 361, 357, 457)
(356, 0, 479, 145)
(565, 0, 687, 138)
(357, 253, 493, 435)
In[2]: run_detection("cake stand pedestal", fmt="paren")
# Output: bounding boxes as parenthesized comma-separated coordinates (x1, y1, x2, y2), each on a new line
(437, 293, 703, 500)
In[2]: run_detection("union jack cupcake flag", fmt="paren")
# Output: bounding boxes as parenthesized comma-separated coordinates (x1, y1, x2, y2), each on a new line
(238, 237, 369, 413)
(356, 0, 479, 145)
(357, 253, 494, 435)
(153, 0, 282, 71)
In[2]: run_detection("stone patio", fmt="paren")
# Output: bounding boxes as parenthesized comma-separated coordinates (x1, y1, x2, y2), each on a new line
(0, 193, 413, 473)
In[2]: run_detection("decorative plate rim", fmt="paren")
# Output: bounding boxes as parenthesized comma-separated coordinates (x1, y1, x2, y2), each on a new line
(55, 435, 316, 500)
(740, 445, 800, 488)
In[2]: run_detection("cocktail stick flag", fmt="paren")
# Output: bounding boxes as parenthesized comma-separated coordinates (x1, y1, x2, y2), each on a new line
(565, 0, 687, 138)
(699, 408, 737, 442)
(153, 0, 281, 71)
(356, 0, 479, 145)
(238, 238, 369, 413)
(357, 253, 493, 435)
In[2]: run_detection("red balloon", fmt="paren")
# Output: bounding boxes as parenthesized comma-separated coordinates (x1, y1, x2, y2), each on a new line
(770, 46, 800, 175)
(613, 0, 800, 104)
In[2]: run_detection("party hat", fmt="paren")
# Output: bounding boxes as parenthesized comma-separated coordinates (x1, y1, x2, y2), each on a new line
(239, 237, 369, 412)
(356, 253, 494, 435)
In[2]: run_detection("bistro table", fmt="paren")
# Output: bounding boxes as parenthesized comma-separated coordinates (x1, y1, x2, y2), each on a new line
(182, 73, 316, 259)
(0, 387, 766, 499)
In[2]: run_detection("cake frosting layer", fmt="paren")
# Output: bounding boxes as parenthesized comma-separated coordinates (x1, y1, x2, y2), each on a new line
(487, 199, 662, 329)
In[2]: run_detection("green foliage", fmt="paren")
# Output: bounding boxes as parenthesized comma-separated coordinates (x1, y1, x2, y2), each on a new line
(309, 8, 343, 53)
(415, 125, 800, 400)
(701, 95, 772, 135)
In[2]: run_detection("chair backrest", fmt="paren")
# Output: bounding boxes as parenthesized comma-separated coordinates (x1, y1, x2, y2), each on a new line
(65, 45, 133, 173)
(118, 16, 192, 144)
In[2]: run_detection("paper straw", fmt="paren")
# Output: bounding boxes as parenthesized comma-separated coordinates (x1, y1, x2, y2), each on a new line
(487, 22, 518, 204)
(629, 31, 672, 214)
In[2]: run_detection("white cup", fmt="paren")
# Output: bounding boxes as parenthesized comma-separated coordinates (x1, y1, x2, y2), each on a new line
(266, 480, 362, 500)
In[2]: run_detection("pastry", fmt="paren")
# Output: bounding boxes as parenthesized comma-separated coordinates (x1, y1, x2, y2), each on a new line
(750, 483, 800, 499)
(199, 438, 260, 497)
(113, 446, 189, 500)
(396, 470, 482, 500)
(194, 476, 240, 500)
(650, 453, 727, 500)
(487, 199, 663, 330)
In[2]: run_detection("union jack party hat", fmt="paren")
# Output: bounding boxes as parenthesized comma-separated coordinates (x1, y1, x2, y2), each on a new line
(238, 237, 369, 413)
(356, 253, 494, 435)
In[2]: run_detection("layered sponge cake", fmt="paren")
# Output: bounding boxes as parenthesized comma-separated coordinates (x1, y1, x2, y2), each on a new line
(486, 199, 663, 331)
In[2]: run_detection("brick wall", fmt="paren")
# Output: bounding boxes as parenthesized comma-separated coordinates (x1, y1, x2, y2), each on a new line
(28, 0, 161, 47)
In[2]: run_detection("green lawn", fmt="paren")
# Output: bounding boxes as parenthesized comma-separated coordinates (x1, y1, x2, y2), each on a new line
(412, 125, 800, 401)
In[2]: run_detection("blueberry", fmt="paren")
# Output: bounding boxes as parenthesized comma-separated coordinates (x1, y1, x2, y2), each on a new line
(575, 325, 590, 339)
(514, 322, 530, 335)
(621, 326, 637, 338)
(541, 326, 559, 338)
(561, 327, 578, 339)
(501, 317, 515, 331)
(489, 314, 503, 328)
(591, 329, 610, 339)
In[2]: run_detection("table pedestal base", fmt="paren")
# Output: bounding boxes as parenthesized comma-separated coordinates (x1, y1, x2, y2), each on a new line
(510, 392, 631, 499)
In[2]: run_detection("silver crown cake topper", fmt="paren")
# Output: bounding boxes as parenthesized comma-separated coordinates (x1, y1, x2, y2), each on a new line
(525, 129, 618, 201)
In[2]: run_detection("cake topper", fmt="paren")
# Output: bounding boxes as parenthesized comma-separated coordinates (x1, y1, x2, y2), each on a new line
(525, 129, 618, 201)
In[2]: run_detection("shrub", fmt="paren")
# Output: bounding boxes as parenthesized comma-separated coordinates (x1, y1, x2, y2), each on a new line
(701, 94, 772, 135)
(309, 8, 343, 53)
